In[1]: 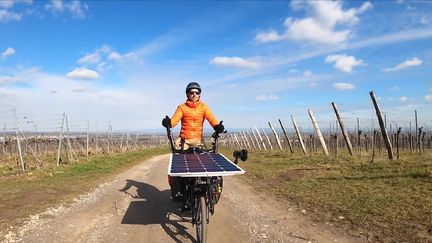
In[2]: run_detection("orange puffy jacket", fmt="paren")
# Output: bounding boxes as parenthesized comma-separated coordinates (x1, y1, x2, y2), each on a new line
(170, 100, 219, 140)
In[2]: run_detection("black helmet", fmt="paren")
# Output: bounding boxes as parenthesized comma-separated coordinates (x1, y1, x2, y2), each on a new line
(186, 82, 201, 93)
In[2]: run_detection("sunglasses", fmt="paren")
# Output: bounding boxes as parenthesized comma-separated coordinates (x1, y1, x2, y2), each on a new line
(188, 91, 201, 95)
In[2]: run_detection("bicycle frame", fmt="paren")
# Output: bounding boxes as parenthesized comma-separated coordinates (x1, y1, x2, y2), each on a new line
(187, 177, 214, 225)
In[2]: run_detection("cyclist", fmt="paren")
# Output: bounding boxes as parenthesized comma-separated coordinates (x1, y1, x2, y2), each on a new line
(162, 82, 224, 210)
(162, 82, 224, 149)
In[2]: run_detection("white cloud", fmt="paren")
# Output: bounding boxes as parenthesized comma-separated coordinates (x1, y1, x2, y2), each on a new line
(66, 67, 99, 80)
(77, 45, 133, 69)
(325, 54, 365, 73)
(68, 0, 88, 19)
(256, 1, 372, 45)
(107, 52, 123, 61)
(309, 82, 319, 87)
(425, 94, 432, 102)
(1, 47, 15, 58)
(333, 82, 355, 90)
(285, 17, 352, 45)
(254, 29, 284, 43)
(97, 90, 130, 102)
(0, 0, 14, 8)
(96, 62, 109, 72)
(0, 0, 31, 22)
(255, 94, 280, 101)
(0, 75, 16, 84)
(0, 67, 169, 130)
(398, 96, 408, 102)
(382, 57, 422, 72)
(0, 0, 32, 9)
(72, 86, 89, 93)
(211, 56, 260, 68)
(420, 16, 429, 25)
(0, 9, 22, 22)
(45, 0, 64, 12)
(267, 27, 432, 70)
(45, 0, 88, 19)
(303, 70, 313, 77)
(78, 52, 101, 64)
(390, 86, 400, 92)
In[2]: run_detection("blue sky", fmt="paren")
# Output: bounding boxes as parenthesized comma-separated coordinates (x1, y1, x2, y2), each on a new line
(0, 0, 431, 133)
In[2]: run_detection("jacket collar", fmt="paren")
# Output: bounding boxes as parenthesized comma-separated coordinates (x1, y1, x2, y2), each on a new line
(185, 99, 201, 108)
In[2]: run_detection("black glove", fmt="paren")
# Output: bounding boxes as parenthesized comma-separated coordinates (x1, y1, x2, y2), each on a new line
(213, 124, 224, 133)
(162, 117, 171, 128)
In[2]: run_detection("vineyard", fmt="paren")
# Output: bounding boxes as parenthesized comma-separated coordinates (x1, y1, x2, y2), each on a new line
(2, 90, 431, 175)
(220, 91, 432, 159)
(0, 110, 166, 173)
(217, 91, 432, 242)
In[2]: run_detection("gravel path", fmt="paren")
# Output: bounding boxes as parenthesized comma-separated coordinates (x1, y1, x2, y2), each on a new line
(2, 154, 365, 243)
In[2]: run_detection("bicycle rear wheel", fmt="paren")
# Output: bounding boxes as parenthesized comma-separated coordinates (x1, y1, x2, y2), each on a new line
(196, 196, 207, 243)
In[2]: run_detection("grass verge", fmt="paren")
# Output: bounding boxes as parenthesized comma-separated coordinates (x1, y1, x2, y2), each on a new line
(221, 148, 432, 242)
(0, 147, 167, 235)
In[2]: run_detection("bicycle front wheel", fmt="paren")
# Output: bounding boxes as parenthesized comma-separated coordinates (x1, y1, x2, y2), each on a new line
(196, 196, 207, 243)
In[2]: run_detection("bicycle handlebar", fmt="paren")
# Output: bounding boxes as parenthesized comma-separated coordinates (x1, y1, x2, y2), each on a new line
(163, 116, 225, 154)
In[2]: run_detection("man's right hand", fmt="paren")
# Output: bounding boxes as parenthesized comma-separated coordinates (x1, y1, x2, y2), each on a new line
(213, 124, 225, 133)
(162, 117, 171, 128)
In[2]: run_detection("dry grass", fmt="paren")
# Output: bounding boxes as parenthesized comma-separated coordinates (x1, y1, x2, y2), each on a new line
(223, 148, 432, 242)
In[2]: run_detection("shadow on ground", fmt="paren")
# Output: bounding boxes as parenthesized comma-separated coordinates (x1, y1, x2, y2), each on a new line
(119, 179, 196, 243)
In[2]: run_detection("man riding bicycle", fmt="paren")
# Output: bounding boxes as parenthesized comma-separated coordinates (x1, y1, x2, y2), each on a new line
(162, 82, 224, 210)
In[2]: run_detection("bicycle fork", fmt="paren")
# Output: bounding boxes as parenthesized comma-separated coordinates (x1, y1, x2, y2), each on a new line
(192, 178, 214, 225)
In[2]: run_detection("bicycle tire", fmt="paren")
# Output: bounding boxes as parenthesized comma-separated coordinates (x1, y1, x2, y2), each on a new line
(196, 196, 207, 243)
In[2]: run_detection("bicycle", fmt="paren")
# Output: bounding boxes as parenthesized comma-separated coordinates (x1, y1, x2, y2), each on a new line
(163, 116, 247, 243)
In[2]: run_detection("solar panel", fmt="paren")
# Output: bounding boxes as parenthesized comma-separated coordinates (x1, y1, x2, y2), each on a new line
(168, 153, 246, 177)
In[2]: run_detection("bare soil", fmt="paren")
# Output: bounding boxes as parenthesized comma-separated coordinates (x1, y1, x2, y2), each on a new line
(2, 154, 365, 243)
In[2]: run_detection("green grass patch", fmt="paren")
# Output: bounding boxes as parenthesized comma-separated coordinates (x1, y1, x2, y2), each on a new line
(0, 147, 167, 235)
(223, 148, 432, 242)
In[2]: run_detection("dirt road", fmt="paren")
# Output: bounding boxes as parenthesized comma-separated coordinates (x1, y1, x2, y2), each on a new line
(3, 154, 365, 243)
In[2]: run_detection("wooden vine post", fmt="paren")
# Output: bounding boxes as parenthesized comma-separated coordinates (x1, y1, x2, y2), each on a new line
(268, 122, 283, 150)
(278, 119, 294, 153)
(254, 127, 267, 151)
(260, 127, 273, 151)
(331, 102, 354, 156)
(396, 127, 401, 159)
(246, 130, 257, 150)
(291, 115, 307, 155)
(86, 120, 90, 157)
(241, 132, 251, 149)
(13, 109, 25, 172)
(369, 91, 394, 160)
(308, 109, 329, 155)
(233, 134, 241, 148)
(251, 128, 262, 151)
